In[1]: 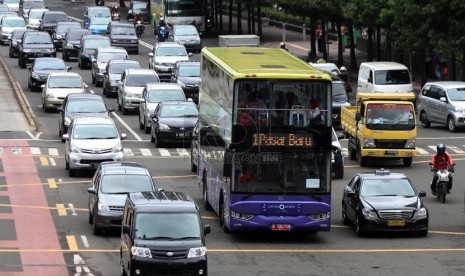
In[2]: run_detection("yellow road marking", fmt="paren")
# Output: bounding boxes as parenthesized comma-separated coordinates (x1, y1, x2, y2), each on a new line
(66, 235, 78, 251)
(40, 156, 49, 166)
(47, 178, 57, 189)
(56, 204, 67, 216)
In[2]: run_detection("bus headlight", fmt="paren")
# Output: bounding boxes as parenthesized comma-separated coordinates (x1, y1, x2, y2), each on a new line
(309, 212, 330, 221)
(364, 138, 375, 148)
(231, 211, 254, 221)
(187, 246, 206, 258)
(405, 138, 416, 148)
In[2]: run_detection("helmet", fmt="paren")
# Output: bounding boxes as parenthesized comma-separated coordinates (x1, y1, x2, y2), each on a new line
(340, 66, 348, 72)
(437, 143, 446, 154)
(279, 42, 286, 49)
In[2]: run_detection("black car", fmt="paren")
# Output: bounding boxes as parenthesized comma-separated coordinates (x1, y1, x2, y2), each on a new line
(342, 169, 429, 237)
(57, 93, 112, 139)
(38, 11, 68, 35)
(109, 22, 138, 54)
(171, 61, 200, 103)
(150, 101, 198, 147)
(62, 29, 91, 61)
(51, 21, 81, 50)
(17, 31, 56, 68)
(87, 161, 156, 235)
(126, 1, 150, 24)
(120, 191, 210, 276)
(103, 59, 140, 97)
(28, 57, 70, 91)
(77, 34, 110, 69)
(8, 29, 26, 58)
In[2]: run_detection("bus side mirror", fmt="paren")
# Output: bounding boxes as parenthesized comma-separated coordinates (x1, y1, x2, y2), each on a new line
(355, 112, 361, 122)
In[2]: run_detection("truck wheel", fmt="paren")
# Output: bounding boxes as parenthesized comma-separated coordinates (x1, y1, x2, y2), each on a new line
(349, 147, 356, 160)
(334, 160, 344, 179)
(420, 112, 430, 128)
(403, 157, 412, 167)
(357, 147, 367, 167)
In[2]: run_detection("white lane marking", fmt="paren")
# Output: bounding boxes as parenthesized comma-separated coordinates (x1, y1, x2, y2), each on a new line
(123, 148, 134, 156)
(428, 145, 437, 152)
(49, 158, 56, 166)
(416, 147, 429, 155)
(111, 112, 143, 141)
(30, 147, 41, 155)
(139, 40, 153, 50)
(158, 148, 170, 156)
(25, 130, 35, 139)
(177, 148, 189, 156)
(68, 16, 83, 22)
(68, 203, 77, 216)
(0, 147, 2, 155)
(73, 254, 94, 276)
(49, 148, 59, 156)
(80, 235, 90, 248)
(140, 148, 152, 156)
(449, 145, 465, 154)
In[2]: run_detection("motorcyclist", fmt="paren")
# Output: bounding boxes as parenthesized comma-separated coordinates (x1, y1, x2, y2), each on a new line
(430, 143, 454, 195)
(279, 42, 289, 52)
(133, 13, 143, 24)
(111, 6, 120, 21)
(157, 17, 168, 38)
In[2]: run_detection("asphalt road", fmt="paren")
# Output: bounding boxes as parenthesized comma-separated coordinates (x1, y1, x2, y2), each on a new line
(2, 1, 465, 275)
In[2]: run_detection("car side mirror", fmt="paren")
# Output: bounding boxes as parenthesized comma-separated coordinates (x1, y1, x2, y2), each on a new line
(148, 52, 153, 57)
(26, 64, 32, 69)
(84, 84, 89, 89)
(367, 76, 373, 83)
(355, 112, 361, 122)
(122, 225, 130, 234)
(74, 44, 81, 49)
(346, 187, 356, 198)
(203, 224, 211, 236)
(439, 97, 447, 102)
(108, 108, 114, 112)
(17, 39, 21, 44)
(418, 191, 426, 197)
(57, 107, 63, 112)
(62, 134, 69, 140)
(87, 187, 96, 194)
(120, 133, 127, 140)
(188, 53, 193, 57)
(91, 57, 96, 63)
(67, 66, 72, 71)
(40, 84, 45, 88)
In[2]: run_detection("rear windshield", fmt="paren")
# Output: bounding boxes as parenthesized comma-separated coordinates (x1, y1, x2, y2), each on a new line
(88, 8, 110, 18)
(111, 26, 136, 35)
(24, 1, 45, 9)
(109, 62, 140, 74)
(3, 18, 25, 27)
(67, 30, 90, 40)
(83, 38, 110, 49)
(43, 13, 68, 24)
(98, 52, 127, 63)
(125, 74, 159, 87)
(148, 89, 185, 103)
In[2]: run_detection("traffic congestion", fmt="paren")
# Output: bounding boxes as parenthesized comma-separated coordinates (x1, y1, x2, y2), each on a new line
(0, 0, 465, 275)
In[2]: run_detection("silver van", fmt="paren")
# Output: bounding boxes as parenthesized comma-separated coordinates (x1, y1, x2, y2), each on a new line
(357, 62, 413, 93)
(417, 81, 465, 132)
(19, 0, 45, 18)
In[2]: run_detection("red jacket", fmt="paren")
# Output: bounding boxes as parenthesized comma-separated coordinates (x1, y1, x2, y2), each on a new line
(431, 153, 453, 170)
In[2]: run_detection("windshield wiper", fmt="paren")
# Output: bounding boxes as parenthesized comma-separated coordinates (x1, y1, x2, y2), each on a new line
(85, 137, 103, 139)
(373, 194, 397, 197)
(172, 236, 199, 240)
(104, 136, 118, 139)
(142, 236, 175, 240)
(181, 114, 198, 118)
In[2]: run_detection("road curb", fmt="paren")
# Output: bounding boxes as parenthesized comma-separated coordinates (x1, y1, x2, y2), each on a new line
(0, 55, 37, 130)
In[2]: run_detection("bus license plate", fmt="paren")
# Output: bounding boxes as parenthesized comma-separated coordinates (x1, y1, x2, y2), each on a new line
(387, 219, 405, 227)
(176, 132, 189, 138)
(272, 224, 291, 231)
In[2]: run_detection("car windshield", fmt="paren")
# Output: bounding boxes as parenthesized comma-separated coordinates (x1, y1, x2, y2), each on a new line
(100, 175, 153, 194)
(160, 104, 198, 117)
(43, 14, 68, 24)
(3, 18, 26, 27)
(67, 30, 90, 40)
(0, 5, 8, 12)
(83, 39, 110, 49)
(28, 10, 46, 19)
(125, 74, 159, 87)
(91, 17, 110, 25)
(3, 0, 19, 4)
(374, 69, 411, 85)
(56, 24, 80, 34)
(24, 1, 45, 9)
(88, 8, 110, 18)
(24, 34, 51, 44)
(156, 46, 187, 56)
(48, 76, 82, 88)
(178, 65, 199, 77)
(66, 99, 106, 113)
(98, 52, 127, 63)
(109, 62, 140, 74)
(175, 26, 198, 36)
(332, 82, 348, 102)
(12, 30, 26, 39)
(72, 123, 118, 139)
(148, 89, 185, 103)
(135, 213, 201, 240)
(446, 87, 465, 101)
(111, 26, 135, 35)
(33, 59, 65, 70)
(132, 2, 148, 12)
(360, 179, 416, 197)
(366, 103, 415, 130)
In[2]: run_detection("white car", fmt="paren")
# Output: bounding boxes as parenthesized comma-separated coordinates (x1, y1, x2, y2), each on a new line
(117, 68, 160, 115)
(0, 16, 26, 45)
(309, 62, 341, 76)
(26, 8, 48, 30)
(3, 0, 19, 12)
(138, 83, 186, 133)
(41, 72, 89, 112)
(63, 117, 126, 177)
(148, 42, 191, 82)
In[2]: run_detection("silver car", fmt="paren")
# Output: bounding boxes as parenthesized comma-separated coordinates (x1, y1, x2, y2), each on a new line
(0, 16, 27, 45)
(91, 47, 128, 87)
(417, 81, 465, 132)
(41, 72, 89, 112)
(138, 83, 186, 133)
(148, 42, 191, 82)
(25, 8, 48, 30)
(63, 117, 126, 177)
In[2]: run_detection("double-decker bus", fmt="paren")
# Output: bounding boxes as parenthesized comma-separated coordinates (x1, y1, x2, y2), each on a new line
(193, 47, 333, 233)
(150, 0, 206, 31)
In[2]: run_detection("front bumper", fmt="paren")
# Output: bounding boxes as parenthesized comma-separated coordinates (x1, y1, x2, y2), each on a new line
(22, 51, 55, 63)
(451, 112, 465, 127)
(360, 216, 428, 233)
(157, 129, 193, 143)
(63, 47, 78, 57)
(360, 148, 417, 158)
(153, 65, 173, 81)
(227, 215, 331, 232)
(110, 42, 138, 51)
(30, 76, 47, 87)
(105, 82, 118, 95)
(43, 97, 65, 109)
(122, 96, 142, 109)
(128, 256, 207, 276)
(68, 151, 124, 170)
(93, 209, 123, 229)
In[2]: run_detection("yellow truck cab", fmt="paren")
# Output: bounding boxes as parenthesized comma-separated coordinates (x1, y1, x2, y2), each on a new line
(341, 92, 417, 167)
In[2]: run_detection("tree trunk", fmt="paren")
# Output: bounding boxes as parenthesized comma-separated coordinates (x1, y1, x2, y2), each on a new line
(228, 0, 232, 33)
(257, 0, 262, 37)
(321, 22, 328, 61)
(349, 24, 357, 70)
(462, 49, 465, 81)
(251, 1, 255, 34)
(246, 0, 251, 34)
(367, 27, 373, 61)
(450, 51, 456, 81)
(219, 0, 223, 31)
(336, 22, 343, 66)
(376, 27, 381, 61)
(418, 50, 427, 88)
(308, 20, 317, 62)
(237, 1, 242, 34)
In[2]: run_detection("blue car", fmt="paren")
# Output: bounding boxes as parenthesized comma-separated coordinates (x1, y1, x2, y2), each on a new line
(88, 17, 111, 34)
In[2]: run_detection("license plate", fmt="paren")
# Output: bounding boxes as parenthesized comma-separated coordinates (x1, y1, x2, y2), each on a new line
(387, 219, 405, 227)
(271, 224, 291, 231)
(36, 53, 43, 57)
(384, 150, 397, 156)
(176, 132, 190, 138)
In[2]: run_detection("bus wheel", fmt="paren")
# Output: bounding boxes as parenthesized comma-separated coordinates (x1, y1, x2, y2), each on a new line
(219, 197, 230, 234)
(202, 173, 212, 210)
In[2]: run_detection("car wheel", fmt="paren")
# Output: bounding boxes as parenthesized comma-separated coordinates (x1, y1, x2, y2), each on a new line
(102, 87, 107, 96)
(420, 111, 431, 128)
(65, 159, 69, 170)
(78, 57, 81, 68)
(355, 214, 366, 237)
(120, 262, 128, 276)
(20, 58, 26, 68)
(63, 52, 69, 61)
(447, 116, 456, 132)
(59, 129, 65, 143)
(416, 229, 428, 237)
(154, 133, 160, 147)
(69, 169, 75, 177)
(190, 149, 197, 173)
(334, 157, 344, 179)
(139, 117, 144, 129)
(342, 204, 351, 225)
(9, 48, 14, 58)
(144, 118, 150, 134)
(348, 146, 356, 160)
(219, 197, 230, 233)
(202, 173, 212, 210)
(27, 78, 31, 89)
(117, 96, 122, 111)
(88, 210, 93, 224)
(92, 215, 102, 235)
(403, 157, 412, 167)
(91, 73, 95, 84)
(122, 105, 128, 115)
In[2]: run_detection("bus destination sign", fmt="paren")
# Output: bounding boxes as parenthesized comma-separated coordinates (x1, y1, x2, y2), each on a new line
(252, 133, 313, 147)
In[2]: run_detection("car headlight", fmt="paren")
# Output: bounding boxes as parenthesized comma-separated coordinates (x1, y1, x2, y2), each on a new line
(124, 91, 133, 97)
(64, 116, 71, 125)
(113, 143, 123, 153)
(177, 80, 186, 87)
(70, 143, 81, 153)
(66, 43, 73, 48)
(131, 246, 152, 258)
(231, 211, 254, 221)
(187, 246, 206, 258)
(363, 138, 375, 148)
(45, 93, 55, 99)
(158, 123, 170, 130)
(405, 137, 416, 148)
(45, 48, 54, 53)
(22, 48, 33, 53)
(31, 73, 40, 79)
(309, 212, 331, 221)
(455, 106, 465, 113)
(362, 208, 377, 219)
(56, 34, 62, 39)
(97, 200, 109, 211)
(111, 39, 119, 43)
(130, 39, 137, 43)
(414, 207, 427, 219)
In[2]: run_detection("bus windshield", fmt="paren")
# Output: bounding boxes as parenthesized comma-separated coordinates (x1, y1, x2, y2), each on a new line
(166, 0, 203, 16)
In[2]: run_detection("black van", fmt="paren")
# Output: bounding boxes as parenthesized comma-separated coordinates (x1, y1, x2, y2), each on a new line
(120, 191, 210, 276)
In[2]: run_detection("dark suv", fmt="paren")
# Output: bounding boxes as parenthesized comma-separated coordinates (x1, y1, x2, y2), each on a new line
(51, 21, 81, 50)
(17, 31, 55, 68)
(109, 22, 139, 54)
(120, 191, 210, 276)
(38, 11, 68, 35)
(171, 61, 200, 103)
(77, 34, 110, 69)
(9, 29, 26, 58)
(87, 161, 156, 235)
(62, 29, 91, 61)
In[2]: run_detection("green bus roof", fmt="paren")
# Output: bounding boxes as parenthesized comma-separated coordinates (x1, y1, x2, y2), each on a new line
(201, 47, 332, 81)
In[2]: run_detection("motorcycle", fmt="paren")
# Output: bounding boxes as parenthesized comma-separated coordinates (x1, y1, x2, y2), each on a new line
(111, 12, 120, 21)
(95, 0, 104, 6)
(135, 21, 144, 37)
(430, 162, 455, 203)
(157, 26, 167, 42)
